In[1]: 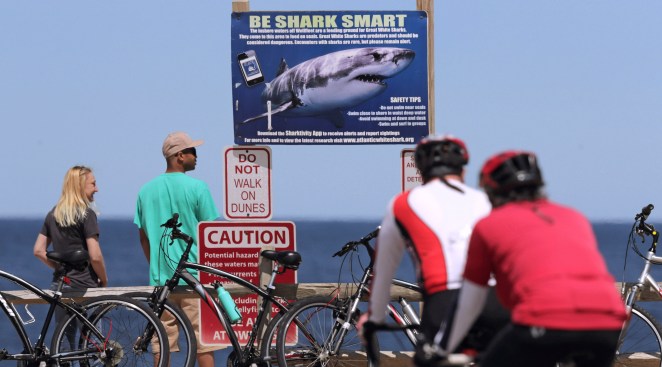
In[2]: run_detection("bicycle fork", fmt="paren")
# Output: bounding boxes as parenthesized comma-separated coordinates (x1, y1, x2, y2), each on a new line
(618, 252, 662, 349)
(327, 272, 373, 355)
(624, 252, 662, 312)
(134, 286, 173, 353)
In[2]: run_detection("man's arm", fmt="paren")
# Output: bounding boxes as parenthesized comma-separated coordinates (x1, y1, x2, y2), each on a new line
(441, 280, 488, 351)
(139, 228, 150, 262)
(368, 206, 406, 323)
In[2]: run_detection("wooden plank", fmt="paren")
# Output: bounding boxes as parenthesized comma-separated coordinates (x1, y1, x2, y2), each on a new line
(327, 352, 472, 367)
(5, 282, 657, 305)
(232, 0, 249, 13)
(616, 282, 662, 302)
(416, 0, 434, 134)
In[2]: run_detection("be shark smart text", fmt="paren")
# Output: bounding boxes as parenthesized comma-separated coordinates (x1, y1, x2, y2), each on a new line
(249, 14, 408, 29)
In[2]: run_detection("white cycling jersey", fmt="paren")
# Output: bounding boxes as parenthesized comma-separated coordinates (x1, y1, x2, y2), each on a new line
(368, 178, 491, 323)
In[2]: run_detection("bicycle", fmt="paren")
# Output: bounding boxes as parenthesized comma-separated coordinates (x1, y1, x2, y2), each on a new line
(139, 213, 302, 367)
(274, 227, 427, 367)
(0, 249, 169, 366)
(616, 204, 662, 366)
(275, 227, 511, 367)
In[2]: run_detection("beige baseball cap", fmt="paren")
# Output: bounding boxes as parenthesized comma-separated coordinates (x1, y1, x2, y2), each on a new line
(162, 132, 204, 158)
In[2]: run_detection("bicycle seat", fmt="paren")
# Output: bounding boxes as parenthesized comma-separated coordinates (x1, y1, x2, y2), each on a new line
(261, 250, 302, 270)
(47, 250, 89, 271)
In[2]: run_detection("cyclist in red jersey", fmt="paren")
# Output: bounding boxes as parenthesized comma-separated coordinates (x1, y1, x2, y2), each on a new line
(437, 151, 626, 367)
(361, 136, 507, 365)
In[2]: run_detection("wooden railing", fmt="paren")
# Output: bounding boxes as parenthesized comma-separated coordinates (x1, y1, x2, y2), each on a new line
(3, 282, 658, 304)
(2, 282, 423, 304)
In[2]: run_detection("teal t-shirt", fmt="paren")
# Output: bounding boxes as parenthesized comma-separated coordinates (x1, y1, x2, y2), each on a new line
(134, 173, 219, 286)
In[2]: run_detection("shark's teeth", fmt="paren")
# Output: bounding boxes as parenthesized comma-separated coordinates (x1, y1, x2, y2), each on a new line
(356, 74, 386, 85)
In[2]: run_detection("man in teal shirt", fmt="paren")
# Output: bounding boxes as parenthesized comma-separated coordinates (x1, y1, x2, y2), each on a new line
(134, 131, 219, 367)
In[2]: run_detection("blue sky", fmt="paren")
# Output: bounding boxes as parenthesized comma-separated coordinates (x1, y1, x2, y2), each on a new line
(1, 1, 660, 222)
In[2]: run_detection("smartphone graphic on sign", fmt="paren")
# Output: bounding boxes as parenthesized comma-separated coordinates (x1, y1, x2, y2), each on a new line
(237, 50, 265, 86)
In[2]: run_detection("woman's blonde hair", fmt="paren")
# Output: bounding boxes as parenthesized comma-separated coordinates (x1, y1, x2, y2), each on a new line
(53, 165, 93, 227)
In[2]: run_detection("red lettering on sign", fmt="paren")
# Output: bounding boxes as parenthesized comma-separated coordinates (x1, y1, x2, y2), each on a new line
(206, 229, 287, 246)
(235, 165, 260, 174)
(238, 153, 257, 163)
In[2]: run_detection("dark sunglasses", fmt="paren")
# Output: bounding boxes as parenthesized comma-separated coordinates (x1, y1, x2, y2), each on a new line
(180, 147, 197, 157)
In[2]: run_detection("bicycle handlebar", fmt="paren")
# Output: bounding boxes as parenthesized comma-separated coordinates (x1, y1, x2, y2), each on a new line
(332, 226, 380, 258)
(636, 204, 655, 222)
(362, 321, 415, 367)
(161, 213, 193, 245)
(633, 204, 660, 252)
(161, 213, 181, 229)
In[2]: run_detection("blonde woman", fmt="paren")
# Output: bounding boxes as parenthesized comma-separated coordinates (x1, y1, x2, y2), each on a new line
(33, 165, 108, 288)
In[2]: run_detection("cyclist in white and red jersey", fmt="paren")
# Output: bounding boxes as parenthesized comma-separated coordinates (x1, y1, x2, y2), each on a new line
(363, 135, 501, 365)
(438, 151, 626, 367)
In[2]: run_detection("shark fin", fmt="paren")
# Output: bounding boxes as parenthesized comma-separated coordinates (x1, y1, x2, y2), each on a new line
(276, 58, 289, 77)
(328, 111, 345, 129)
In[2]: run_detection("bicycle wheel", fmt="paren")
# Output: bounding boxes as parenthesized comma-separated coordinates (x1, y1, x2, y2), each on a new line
(50, 295, 169, 367)
(614, 304, 662, 367)
(259, 312, 284, 367)
(124, 292, 197, 367)
(276, 296, 376, 367)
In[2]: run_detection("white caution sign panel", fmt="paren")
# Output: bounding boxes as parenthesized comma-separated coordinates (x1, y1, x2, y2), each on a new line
(224, 146, 272, 220)
(198, 221, 296, 346)
(401, 148, 422, 191)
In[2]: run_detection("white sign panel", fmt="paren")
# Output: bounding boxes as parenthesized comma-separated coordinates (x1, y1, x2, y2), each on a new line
(197, 221, 296, 346)
(401, 148, 422, 191)
(224, 146, 272, 220)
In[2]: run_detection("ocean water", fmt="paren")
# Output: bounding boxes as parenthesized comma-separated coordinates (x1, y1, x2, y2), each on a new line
(1, 218, 661, 363)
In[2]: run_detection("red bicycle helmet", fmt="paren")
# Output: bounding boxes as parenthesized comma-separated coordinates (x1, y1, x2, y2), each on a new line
(480, 151, 544, 194)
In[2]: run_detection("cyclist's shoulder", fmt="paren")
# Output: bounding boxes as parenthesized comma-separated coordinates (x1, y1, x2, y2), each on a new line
(406, 180, 489, 205)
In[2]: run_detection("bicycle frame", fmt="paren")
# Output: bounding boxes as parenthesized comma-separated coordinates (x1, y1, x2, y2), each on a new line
(622, 214, 662, 327)
(624, 250, 662, 312)
(617, 205, 662, 360)
(156, 218, 304, 366)
(0, 269, 109, 363)
(155, 261, 289, 357)
(326, 228, 422, 355)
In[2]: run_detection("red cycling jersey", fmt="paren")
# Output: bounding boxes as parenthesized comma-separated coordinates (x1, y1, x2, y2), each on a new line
(464, 199, 626, 330)
(368, 178, 491, 323)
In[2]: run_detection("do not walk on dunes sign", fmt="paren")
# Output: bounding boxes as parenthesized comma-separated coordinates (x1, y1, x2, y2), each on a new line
(224, 146, 272, 220)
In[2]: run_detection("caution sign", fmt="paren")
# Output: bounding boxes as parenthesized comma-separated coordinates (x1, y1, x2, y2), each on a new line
(224, 146, 272, 220)
(401, 148, 421, 191)
(197, 221, 296, 346)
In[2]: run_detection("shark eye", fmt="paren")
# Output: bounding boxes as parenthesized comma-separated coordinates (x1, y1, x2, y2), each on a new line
(371, 52, 383, 61)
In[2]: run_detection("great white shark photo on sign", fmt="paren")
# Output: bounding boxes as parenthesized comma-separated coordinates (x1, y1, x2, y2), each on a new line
(241, 47, 416, 129)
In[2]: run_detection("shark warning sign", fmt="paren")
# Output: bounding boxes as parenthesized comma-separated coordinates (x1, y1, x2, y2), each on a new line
(231, 10, 429, 145)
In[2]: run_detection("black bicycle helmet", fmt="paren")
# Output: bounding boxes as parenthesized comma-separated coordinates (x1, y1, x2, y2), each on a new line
(479, 150, 544, 195)
(414, 135, 469, 181)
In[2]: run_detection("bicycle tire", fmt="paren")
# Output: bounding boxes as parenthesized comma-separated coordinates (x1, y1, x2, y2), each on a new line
(258, 312, 284, 367)
(276, 296, 377, 367)
(614, 304, 662, 367)
(124, 291, 197, 367)
(50, 295, 169, 367)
